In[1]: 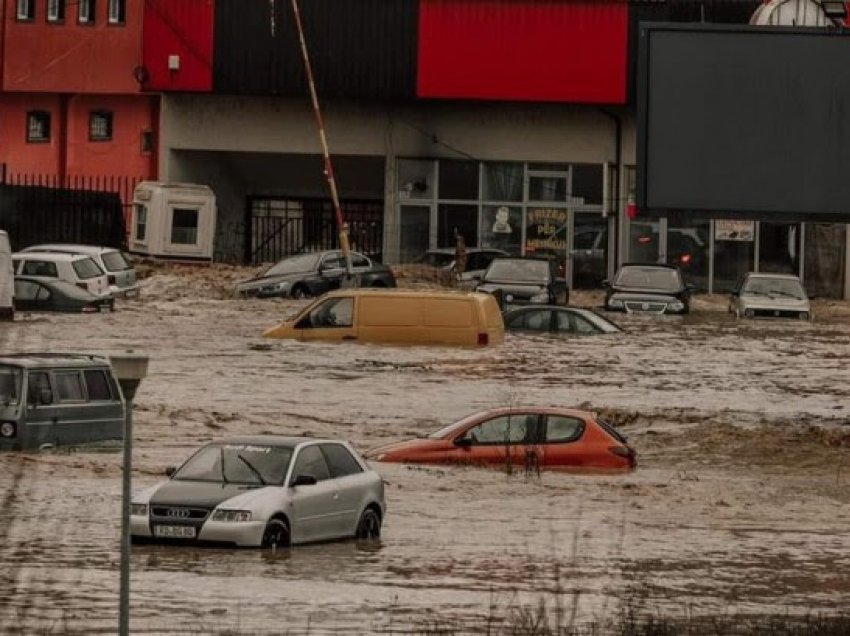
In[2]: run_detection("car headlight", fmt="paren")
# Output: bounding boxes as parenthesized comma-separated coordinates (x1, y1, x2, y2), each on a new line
(530, 292, 549, 304)
(668, 301, 684, 311)
(131, 503, 148, 516)
(212, 509, 252, 522)
(608, 299, 624, 308)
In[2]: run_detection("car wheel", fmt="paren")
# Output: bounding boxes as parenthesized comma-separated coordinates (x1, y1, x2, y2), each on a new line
(355, 508, 381, 540)
(261, 518, 291, 549)
(291, 285, 311, 299)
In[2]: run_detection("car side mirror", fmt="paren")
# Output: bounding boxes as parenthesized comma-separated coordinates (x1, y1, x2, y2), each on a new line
(290, 474, 318, 487)
(165, 466, 177, 477)
(453, 437, 472, 448)
(39, 388, 53, 405)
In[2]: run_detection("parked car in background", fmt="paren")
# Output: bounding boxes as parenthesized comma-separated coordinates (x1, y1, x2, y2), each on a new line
(417, 247, 509, 284)
(476, 257, 568, 306)
(366, 407, 636, 471)
(603, 263, 692, 315)
(0, 353, 124, 451)
(263, 289, 504, 346)
(13, 276, 113, 314)
(236, 250, 396, 299)
(131, 436, 385, 548)
(503, 305, 621, 336)
(12, 251, 113, 305)
(729, 272, 812, 320)
(22, 244, 139, 298)
(0, 230, 12, 321)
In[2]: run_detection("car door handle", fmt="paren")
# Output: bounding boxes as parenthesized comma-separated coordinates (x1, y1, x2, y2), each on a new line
(342, 336, 357, 340)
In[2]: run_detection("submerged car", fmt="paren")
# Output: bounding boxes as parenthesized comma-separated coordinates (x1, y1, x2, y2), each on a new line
(476, 257, 568, 306)
(503, 306, 621, 335)
(366, 407, 635, 471)
(21, 244, 139, 298)
(236, 250, 396, 299)
(131, 436, 385, 548)
(729, 272, 812, 320)
(603, 263, 692, 315)
(14, 276, 113, 313)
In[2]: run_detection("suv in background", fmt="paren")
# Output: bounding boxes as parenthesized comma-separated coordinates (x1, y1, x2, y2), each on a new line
(21, 244, 139, 298)
(12, 251, 113, 305)
(476, 257, 569, 307)
(0, 353, 125, 451)
(603, 263, 692, 315)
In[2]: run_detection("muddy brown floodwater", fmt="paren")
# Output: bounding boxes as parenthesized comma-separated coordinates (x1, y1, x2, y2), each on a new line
(1, 267, 850, 634)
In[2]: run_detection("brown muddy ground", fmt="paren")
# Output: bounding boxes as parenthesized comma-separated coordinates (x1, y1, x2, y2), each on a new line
(1, 264, 849, 634)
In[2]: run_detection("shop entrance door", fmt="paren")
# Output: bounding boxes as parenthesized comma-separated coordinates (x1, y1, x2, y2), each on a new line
(571, 213, 609, 289)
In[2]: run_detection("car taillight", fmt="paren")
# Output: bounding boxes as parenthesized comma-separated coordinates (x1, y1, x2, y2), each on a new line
(107, 275, 116, 284)
(609, 445, 636, 466)
(477, 332, 489, 345)
(638, 236, 652, 244)
(680, 253, 692, 264)
(82, 304, 99, 313)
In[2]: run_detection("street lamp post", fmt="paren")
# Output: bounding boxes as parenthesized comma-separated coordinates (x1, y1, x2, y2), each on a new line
(110, 352, 149, 636)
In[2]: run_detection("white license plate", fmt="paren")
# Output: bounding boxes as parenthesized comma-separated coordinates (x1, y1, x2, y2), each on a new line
(154, 525, 196, 539)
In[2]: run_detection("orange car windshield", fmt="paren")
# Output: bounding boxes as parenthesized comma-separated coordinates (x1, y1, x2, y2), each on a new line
(427, 412, 503, 439)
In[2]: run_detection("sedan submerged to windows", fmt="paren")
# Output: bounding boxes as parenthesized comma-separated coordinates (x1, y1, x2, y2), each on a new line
(475, 257, 568, 306)
(729, 272, 812, 320)
(131, 436, 385, 548)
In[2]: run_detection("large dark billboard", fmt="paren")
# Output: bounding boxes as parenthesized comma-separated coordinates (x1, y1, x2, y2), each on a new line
(637, 24, 850, 220)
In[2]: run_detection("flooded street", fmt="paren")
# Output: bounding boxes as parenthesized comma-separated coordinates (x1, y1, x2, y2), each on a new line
(1, 268, 850, 634)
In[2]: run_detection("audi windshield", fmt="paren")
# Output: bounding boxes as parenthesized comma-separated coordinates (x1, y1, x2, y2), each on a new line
(172, 443, 294, 486)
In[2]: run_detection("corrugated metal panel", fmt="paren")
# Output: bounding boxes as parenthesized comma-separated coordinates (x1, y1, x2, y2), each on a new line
(417, 0, 629, 104)
(213, 0, 418, 99)
(143, 0, 215, 92)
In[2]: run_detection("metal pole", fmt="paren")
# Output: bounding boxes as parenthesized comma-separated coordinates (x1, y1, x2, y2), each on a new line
(289, 0, 354, 279)
(118, 392, 134, 636)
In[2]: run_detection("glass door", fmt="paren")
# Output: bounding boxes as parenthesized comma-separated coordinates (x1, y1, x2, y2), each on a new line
(758, 222, 801, 275)
(571, 213, 608, 289)
(398, 205, 431, 263)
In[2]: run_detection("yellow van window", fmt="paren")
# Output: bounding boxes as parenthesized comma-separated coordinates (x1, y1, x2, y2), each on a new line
(360, 297, 420, 327)
(422, 299, 474, 327)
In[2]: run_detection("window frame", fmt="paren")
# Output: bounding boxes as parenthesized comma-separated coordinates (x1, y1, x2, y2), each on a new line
(169, 207, 200, 245)
(78, 0, 96, 25)
(89, 110, 113, 142)
(26, 111, 51, 144)
(320, 443, 364, 479)
(46, 0, 64, 23)
(16, 0, 35, 21)
(134, 204, 148, 242)
(458, 414, 538, 446)
(291, 444, 332, 484)
(107, 0, 125, 24)
(83, 369, 113, 401)
(53, 371, 86, 404)
(543, 415, 586, 445)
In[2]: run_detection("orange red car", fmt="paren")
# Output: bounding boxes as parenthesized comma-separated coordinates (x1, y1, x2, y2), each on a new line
(365, 407, 636, 472)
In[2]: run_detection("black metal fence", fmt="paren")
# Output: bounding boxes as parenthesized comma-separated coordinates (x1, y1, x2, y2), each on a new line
(247, 198, 384, 264)
(0, 170, 141, 250)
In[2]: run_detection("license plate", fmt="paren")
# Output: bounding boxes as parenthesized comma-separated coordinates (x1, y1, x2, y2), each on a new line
(154, 525, 196, 539)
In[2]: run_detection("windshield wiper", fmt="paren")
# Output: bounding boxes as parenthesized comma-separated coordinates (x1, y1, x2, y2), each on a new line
(237, 454, 267, 485)
(767, 290, 801, 298)
(220, 447, 229, 484)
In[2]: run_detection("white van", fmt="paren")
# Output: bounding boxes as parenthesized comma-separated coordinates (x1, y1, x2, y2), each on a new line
(0, 230, 13, 321)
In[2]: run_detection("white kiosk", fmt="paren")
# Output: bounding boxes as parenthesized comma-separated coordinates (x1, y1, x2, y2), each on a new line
(129, 182, 216, 262)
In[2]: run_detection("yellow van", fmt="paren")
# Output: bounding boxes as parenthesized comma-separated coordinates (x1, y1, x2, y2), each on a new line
(263, 289, 504, 346)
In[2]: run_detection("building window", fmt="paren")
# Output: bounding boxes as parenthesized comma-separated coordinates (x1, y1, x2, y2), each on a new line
(134, 204, 147, 241)
(78, 0, 95, 24)
(89, 111, 113, 142)
(107, 0, 125, 24)
(46, 0, 65, 22)
(16, 0, 34, 21)
(27, 111, 51, 143)
(140, 130, 154, 154)
(171, 208, 199, 245)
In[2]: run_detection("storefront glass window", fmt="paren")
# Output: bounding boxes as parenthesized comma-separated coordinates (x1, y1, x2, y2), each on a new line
(628, 219, 660, 263)
(480, 205, 522, 255)
(804, 223, 846, 298)
(397, 159, 435, 201)
(573, 214, 608, 288)
(398, 205, 430, 262)
(439, 160, 479, 200)
(572, 165, 604, 206)
(437, 204, 478, 248)
(667, 218, 710, 291)
(525, 207, 568, 275)
(713, 220, 755, 292)
(482, 163, 523, 202)
(529, 175, 567, 202)
(759, 222, 800, 275)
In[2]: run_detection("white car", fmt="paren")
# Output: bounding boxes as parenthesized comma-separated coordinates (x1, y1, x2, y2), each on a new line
(21, 244, 139, 298)
(131, 436, 386, 548)
(12, 251, 113, 304)
(729, 272, 812, 320)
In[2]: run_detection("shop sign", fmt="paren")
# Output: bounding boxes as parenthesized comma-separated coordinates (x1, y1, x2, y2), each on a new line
(525, 207, 567, 252)
(715, 220, 754, 242)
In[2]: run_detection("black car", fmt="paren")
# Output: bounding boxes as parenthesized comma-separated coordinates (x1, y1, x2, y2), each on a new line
(503, 306, 621, 336)
(475, 257, 568, 306)
(13, 276, 113, 313)
(603, 263, 692, 315)
(236, 250, 396, 299)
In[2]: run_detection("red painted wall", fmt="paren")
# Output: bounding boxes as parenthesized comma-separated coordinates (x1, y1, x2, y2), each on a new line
(418, 0, 629, 104)
(1, 0, 145, 93)
(0, 93, 156, 180)
(142, 0, 214, 91)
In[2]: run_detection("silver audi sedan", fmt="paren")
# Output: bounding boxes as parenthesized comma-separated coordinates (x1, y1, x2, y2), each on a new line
(131, 436, 385, 548)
